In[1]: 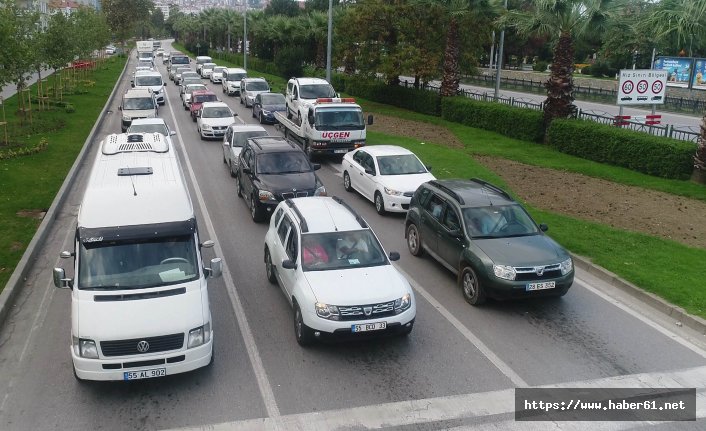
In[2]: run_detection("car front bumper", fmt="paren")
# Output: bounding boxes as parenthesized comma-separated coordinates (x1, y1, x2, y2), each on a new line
(303, 304, 416, 337)
(71, 337, 212, 381)
(380, 193, 413, 212)
(482, 272, 574, 300)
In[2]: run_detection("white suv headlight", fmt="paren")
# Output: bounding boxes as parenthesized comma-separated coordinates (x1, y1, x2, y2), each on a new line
(201, 123, 212, 130)
(314, 186, 327, 196)
(315, 302, 340, 320)
(394, 293, 412, 314)
(559, 258, 573, 275)
(493, 264, 516, 281)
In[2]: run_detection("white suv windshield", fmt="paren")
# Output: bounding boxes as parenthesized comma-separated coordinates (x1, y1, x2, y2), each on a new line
(246, 81, 269, 91)
(78, 235, 198, 289)
(300, 84, 335, 99)
(300, 230, 387, 272)
(135, 76, 162, 86)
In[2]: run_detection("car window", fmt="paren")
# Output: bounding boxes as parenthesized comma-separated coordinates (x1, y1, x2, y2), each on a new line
(353, 150, 363, 164)
(462, 205, 538, 238)
(415, 187, 432, 206)
(232, 130, 267, 147)
(124, 97, 154, 110)
(202, 107, 232, 118)
(299, 84, 336, 99)
(443, 207, 461, 231)
(278, 215, 291, 244)
(128, 124, 168, 135)
(300, 230, 386, 272)
(274, 208, 284, 226)
(362, 153, 375, 173)
(285, 228, 298, 261)
(260, 94, 285, 105)
(257, 152, 311, 174)
(247, 81, 269, 91)
(377, 154, 426, 175)
(424, 194, 445, 221)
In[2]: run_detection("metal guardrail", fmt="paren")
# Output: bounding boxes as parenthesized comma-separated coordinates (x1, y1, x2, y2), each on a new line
(400, 79, 701, 143)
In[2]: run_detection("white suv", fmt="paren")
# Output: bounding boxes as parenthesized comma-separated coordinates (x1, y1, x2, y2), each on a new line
(286, 77, 337, 124)
(263, 197, 416, 346)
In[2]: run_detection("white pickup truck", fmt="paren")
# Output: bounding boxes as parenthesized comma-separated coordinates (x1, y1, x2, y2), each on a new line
(275, 98, 372, 160)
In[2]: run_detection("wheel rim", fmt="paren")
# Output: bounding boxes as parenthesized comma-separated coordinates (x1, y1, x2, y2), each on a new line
(251, 196, 257, 218)
(235, 175, 239, 191)
(408, 227, 418, 252)
(265, 251, 273, 278)
(463, 270, 476, 298)
(344, 173, 350, 189)
(295, 309, 302, 339)
(375, 194, 383, 212)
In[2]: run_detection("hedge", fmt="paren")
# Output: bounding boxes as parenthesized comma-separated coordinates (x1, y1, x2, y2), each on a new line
(546, 119, 695, 179)
(440, 96, 545, 142)
(335, 75, 441, 116)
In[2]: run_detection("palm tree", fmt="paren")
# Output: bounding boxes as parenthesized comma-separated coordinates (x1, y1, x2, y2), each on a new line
(501, 0, 616, 127)
(642, 0, 706, 183)
(413, 0, 496, 97)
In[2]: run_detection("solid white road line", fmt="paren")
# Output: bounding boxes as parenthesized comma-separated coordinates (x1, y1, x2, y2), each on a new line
(167, 95, 280, 418)
(166, 365, 706, 431)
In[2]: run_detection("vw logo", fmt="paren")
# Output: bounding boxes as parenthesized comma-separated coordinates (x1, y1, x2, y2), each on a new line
(535, 266, 545, 276)
(136, 340, 150, 353)
(363, 307, 373, 316)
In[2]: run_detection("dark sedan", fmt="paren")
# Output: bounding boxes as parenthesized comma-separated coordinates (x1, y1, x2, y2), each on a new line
(252, 93, 286, 124)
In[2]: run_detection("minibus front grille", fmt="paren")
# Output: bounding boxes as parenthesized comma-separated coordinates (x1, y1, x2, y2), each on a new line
(101, 333, 184, 357)
(94, 287, 186, 302)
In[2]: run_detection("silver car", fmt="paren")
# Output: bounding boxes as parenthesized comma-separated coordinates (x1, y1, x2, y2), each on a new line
(222, 124, 268, 177)
(239, 78, 270, 108)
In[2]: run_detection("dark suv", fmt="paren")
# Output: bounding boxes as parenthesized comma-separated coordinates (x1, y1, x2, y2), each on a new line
(235, 137, 327, 222)
(405, 179, 574, 305)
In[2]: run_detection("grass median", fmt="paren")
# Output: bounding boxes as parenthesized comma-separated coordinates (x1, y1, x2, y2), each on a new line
(0, 55, 127, 290)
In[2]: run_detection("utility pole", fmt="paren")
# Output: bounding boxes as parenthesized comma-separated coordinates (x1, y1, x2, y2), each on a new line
(326, 0, 333, 83)
(243, 2, 247, 69)
(494, 0, 508, 100)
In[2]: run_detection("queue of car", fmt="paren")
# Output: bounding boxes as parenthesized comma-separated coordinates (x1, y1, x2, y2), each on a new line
(54, 46, 576, 382)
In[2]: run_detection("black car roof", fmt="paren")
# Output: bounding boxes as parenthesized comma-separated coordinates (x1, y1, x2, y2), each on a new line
(427, 179, 516, 207)
(248, 137, 299, 153)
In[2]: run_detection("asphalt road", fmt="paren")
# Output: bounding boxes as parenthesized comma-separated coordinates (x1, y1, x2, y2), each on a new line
(0, 46, 705, 431)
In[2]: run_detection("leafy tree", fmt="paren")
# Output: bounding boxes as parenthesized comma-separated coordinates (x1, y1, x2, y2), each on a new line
(265, 0, 302, 17)
(642, 0, 706, 181)
(501, 0, 618, 128)
(102, 0, 154, 44)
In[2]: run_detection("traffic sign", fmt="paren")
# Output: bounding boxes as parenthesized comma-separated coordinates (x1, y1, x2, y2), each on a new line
(617, 70, 668, 105)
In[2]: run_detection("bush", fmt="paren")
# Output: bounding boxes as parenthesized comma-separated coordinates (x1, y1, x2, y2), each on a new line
(546, 119, 694, 179)
(580, 65, 592, 75)
(441, 96, 544, 142)
(274, 47, 305, 79)
(533, 61, 549, 72)
(64, 104, 75, 113)
(338, 75, 441, 116)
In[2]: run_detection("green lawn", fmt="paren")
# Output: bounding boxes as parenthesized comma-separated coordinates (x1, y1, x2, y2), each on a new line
(0, 56, 127, 288)
(366, 131, 706, 318)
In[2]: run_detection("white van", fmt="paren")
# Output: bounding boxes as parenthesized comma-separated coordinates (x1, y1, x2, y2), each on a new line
(195, 56, 213, 75)
(53, 132, 222, 382)
(132, 70, 166, 105)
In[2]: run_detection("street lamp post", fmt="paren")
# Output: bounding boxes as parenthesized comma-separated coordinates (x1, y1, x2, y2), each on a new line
(493, 0, 508, 100)
(326, 0, 333, 83)
(196, 43, 201, 57)
(243, 2, 247, 69)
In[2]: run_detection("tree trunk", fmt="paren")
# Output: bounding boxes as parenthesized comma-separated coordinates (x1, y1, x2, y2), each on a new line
(543, 31, 576, 130)
(693, 113, 706, 184)
(440, 17, 460, 97)
(316, 40, 325, 69)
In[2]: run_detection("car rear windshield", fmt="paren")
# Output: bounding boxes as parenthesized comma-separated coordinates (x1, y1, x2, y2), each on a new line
(260, 94, 285, 105)
(463, 204, 538, 238)
(135, 76, 162, 86)
(124, 97, 154, 110)
(193, 94, 217, 103)
(232, 130, 268, 147)
(127, 124, 168, 135)
(246, 81, 269, 91)
(171, 56, 189, 64)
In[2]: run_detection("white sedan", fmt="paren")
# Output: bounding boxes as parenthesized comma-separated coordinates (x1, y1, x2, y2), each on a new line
(210, 66, 227, 83)
(197, 102, 235, 140)
(342, 145, 436, 214)
(222, 124, 268, 177)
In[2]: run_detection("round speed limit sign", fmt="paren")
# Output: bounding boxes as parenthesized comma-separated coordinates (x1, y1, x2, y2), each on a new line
(652, 81, 663, 94)
(637, 80, 649, 93)
(622, 80, 634, 94)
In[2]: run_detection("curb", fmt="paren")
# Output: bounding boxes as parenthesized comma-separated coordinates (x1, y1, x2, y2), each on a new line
(572, 253, 706, 336)
(0, 56, 130, 327)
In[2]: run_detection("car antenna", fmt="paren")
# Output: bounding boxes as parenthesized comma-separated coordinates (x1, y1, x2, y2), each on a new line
(325, 200, 339, 231)
(127, 165, 138, 196)
(480, 185, 493, 206)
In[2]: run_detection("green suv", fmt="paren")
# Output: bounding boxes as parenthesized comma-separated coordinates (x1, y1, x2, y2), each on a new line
(404, 179, 574, 305)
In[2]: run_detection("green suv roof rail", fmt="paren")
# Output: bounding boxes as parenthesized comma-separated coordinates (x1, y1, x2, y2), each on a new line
(470, 178, 511, 200)
(285, 199, 309, 233)
(332, 196, 368, 228)
(428, 180, 465, 205)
